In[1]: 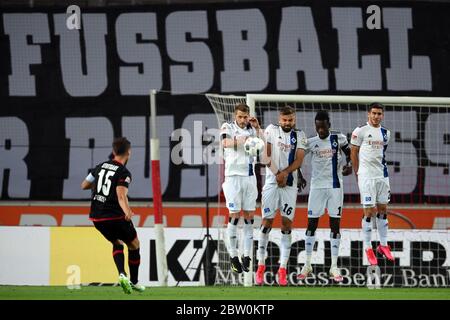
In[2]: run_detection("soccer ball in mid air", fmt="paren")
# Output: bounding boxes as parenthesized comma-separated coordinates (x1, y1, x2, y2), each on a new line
(244, 137, 265, 157)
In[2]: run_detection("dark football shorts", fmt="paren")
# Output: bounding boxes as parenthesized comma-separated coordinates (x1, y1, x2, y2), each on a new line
(93, 219, 137, 243)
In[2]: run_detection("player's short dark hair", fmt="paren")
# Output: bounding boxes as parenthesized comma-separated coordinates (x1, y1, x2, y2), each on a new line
(234, 104, 250, 114)
(368, 102, 384, 112)
(315, 110, 330, 123)
(112, 137, 131, 156)
(279, 105, 295, 116)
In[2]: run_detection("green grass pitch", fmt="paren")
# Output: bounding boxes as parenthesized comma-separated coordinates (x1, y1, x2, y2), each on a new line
(0, 285, 449, 300)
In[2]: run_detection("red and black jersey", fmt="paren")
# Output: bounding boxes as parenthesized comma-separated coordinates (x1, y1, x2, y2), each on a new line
(89, 160, 132, 221)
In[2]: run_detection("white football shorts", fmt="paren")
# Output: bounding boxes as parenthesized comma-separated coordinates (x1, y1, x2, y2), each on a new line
(307, 187, 344, 218)
(261, 183, 298, 221)
(358, 176, 390, 207)
(222, 175, 258, 212)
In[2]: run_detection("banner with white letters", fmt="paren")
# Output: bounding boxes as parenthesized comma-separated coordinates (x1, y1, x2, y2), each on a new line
(0, 1, 449, 201)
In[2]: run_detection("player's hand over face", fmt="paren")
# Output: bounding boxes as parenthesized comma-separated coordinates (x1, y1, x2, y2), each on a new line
(249, 117, 260, 129)
(342, 165, 352, 176)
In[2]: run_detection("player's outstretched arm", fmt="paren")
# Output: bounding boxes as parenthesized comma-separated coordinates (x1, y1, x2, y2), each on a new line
(117, 186, 133, 221)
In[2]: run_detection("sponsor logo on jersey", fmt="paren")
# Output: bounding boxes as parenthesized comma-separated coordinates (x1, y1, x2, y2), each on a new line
(332, 141, 338, 147)
(308, 210, 313, 216)
(365, 196, 372, 202)
(264, 208, 270, 213)
(228, 203, 234, 208)
(291, 137, 296, 143)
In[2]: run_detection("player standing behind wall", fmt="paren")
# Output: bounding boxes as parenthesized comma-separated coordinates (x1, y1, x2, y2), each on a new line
(220, 104, 262, 274)
(256, 106, 307, 286)
(81, 137, 145, 294)
(297, 111, 352, 283)
(350, 103, 394, 266)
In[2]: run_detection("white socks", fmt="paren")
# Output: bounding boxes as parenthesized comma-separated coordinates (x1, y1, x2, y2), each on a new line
(257, 225, 270, 265)
(227, 217, 239, 258)
(305, 234, 315, 267)
(280, 230, 292, 269)
(330, 233, 341, 268)
(376, 213, 388, 246)
(243, 219, 254, 257)
(362, 216, 372, 250)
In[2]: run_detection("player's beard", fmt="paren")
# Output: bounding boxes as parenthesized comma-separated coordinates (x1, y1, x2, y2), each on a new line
(281, 125, 293, 132)
(237, 121, 248, 129)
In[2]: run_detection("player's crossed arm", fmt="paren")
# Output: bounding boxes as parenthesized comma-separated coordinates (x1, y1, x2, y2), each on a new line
(276, 148, 306, 187)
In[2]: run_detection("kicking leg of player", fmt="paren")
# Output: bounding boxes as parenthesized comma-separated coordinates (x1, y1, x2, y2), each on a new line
(256, 218, 272, 285)
(375, 204, 394, 261)
(298, 218, 317, 280)
(125, 236, 145, 292)
(277, 217, 292, 286)
(329, 217, 343, 282)
(227, 213, 243, 273)
(241, 211, 254, 272)
(112, 238, 133, 294)
(112, 240, 126, 276)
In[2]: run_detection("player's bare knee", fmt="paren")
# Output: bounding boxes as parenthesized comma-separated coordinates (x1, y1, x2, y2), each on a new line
(229, 211, 240, 219)
(306, 218, 319, 236)
(243, 211, 254, 220)
(228, 216, 240, 226)
(260, 219, 273, 234)
(281, 217, 292, 232)
(261, 218, 273, 228)
(127, 237, 140, 250)
(376, 204, 387, 215)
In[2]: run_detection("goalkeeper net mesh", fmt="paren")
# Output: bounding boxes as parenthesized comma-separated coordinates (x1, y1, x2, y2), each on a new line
(206, 93, 450, 287)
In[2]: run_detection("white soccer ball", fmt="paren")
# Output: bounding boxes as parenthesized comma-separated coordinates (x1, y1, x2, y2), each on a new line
(244, 137, 265, 157)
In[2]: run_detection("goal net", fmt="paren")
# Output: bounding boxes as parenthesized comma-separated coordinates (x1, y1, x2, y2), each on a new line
(206, 93, 450, 287)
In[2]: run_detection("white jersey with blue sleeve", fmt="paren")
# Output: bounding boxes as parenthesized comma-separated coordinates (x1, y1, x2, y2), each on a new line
(306, 131, 348, 189)
(351, 122, 390, 179)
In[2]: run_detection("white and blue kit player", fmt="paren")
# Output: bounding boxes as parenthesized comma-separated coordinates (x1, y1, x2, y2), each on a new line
(351, 102, 394, 266)
(221, 104, 261, 274)
(297, 111, 352, 283)
(255, 106, 306, 286)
